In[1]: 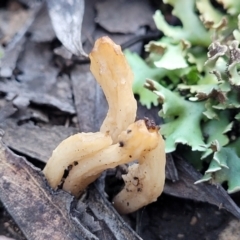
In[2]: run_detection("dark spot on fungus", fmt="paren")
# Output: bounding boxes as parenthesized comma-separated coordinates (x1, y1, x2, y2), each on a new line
(137, 188, 142, 192)
(133, 177, 138, 180)
(119, 141, 124, 147)
(127, 202, 129, 206)
(129, 155, 132, 158)
(73, 161, 78, 166)
(144, 117, 159, 130)
(67, 165, 73, 171)
(58, 180, 64, 189)
(63, 166, 71, 178)
(59, 164, 73, 188)
(127, 129, 132, 134)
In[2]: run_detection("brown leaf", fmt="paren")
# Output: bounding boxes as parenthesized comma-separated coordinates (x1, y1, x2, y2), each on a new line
(164, 156, 240, 219)
(0, 5, 31, 46)
(47, 0, 86, 56)
(29, 3, 55, 43)
(82, 0, 97, 44)
(71, 64, 107, 132)
(0, 120, 77, 163)
(77, 182, 142, 240)
(95, 0, 156, 34)
(0, 138, 142, 239)
(0, 103, 16, 122)
(0, 41, 75, 114)
(0, 140, 95, 240)
(0, 37, 25, 78)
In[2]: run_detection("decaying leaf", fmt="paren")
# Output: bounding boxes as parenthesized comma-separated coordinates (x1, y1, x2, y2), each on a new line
(0, 37, 25, 78)
(47, 0, 86, 56)
(95, 0, 155, 34)
(0, 120, 78, 163)
(71, 64, 108, 132)
(29, 3, 55, 43)
(164, 156, 240, 219)
(0, 139, 93, 240)
(0, 41, 75, 113)
(0, 139, 142, 239)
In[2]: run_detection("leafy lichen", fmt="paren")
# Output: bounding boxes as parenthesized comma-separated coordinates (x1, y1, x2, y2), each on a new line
(126, 0, 240, 193)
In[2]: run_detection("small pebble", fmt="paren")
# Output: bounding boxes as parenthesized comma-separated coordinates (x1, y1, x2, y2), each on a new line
(190, 216, 198, 226)
(177, 233, 185, 239)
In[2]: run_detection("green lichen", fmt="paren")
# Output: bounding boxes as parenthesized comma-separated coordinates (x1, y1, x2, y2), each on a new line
(126, 0, 240, 193)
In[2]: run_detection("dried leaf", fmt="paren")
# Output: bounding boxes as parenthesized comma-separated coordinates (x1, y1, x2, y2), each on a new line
(0, 103, 17, 122)
(95, 0, 155, 34)
(0, 136, 142, 239)
(0, 37, 25, 78)
(0, 140, 95, 240)
(81, 0, 97, 43)
(0, 6, 32, 46)
(47, 0, 86, 56)
(71, 64, 107, 132)
(79, 183, 142, 240)
(164, 156, 240, 219)
(0, 41, 75, 113)
(0, 120, 77, 163)
(29, 3, 55, 43)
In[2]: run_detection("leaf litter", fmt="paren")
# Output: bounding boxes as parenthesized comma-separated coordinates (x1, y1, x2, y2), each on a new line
(0, 0, 240, 239)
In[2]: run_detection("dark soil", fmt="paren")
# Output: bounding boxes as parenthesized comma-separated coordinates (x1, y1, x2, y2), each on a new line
(139, 195, 232, 240)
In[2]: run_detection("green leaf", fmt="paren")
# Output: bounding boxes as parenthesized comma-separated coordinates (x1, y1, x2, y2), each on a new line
(211, 147, 240, 193)
(203, 100, 218, 119)
(205, 159, 222, 173)
(187, 48, 207, 72)
(145, 39, 189, 70)
(235, 112, 240, 120)
(153, 0, 210, 46)
(233, 15, 240, 41)
(219, 0, 240, 15)
(195, 172, 212, 184)
(228, 137, 240, 157)
(227, 40, 240, 86)
(200, 146, 240, 193)
(213, 90, 240, 109)
(124, 50, 166, 108)
(145, 79, 206, 152)
(201, 112, 232, 158)
(196, 0, 225, 30)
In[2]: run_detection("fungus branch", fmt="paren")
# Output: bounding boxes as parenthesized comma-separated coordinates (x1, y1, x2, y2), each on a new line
(89, 37, 137, 143)
(113, 125, 165, 214)
(62, 120, 160, 197)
